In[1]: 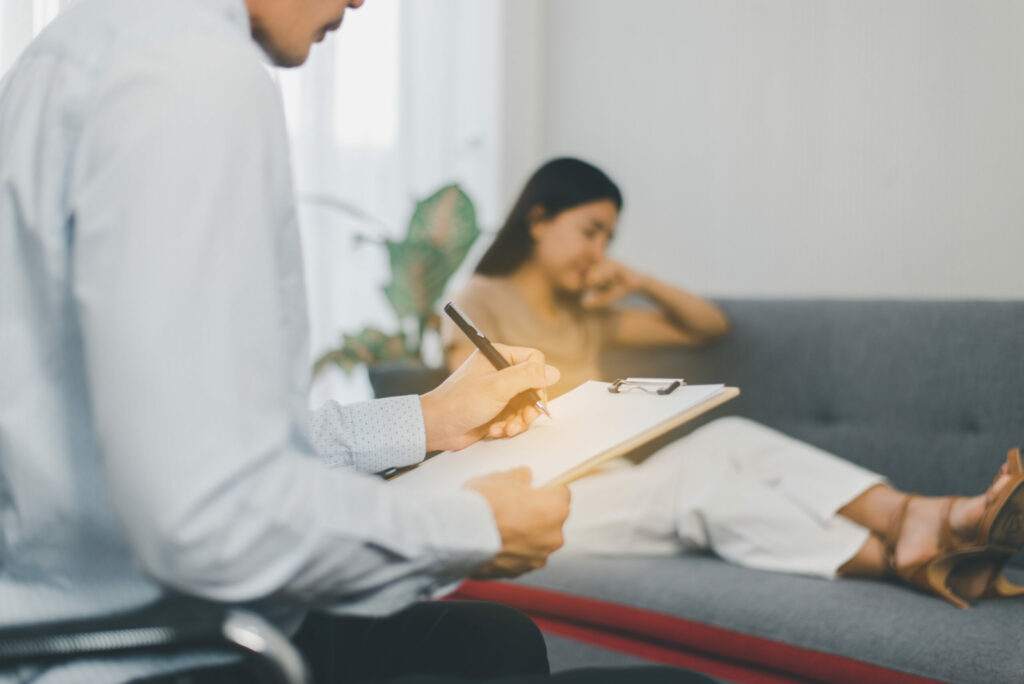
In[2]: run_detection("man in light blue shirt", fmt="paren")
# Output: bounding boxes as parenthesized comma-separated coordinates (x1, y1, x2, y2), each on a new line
(0, 0, 570, 678)
(0, 1, 712, 682)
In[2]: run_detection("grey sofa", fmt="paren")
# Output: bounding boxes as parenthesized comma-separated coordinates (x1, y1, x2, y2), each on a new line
(451, 299, 1024, 684)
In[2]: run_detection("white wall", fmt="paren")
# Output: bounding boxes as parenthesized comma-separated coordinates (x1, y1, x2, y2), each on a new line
(500, 0, 545, 212)
(503, 0, 1024, 299)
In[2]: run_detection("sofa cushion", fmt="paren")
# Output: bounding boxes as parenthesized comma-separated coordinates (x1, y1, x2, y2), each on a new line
(456, 555, 1024, 684)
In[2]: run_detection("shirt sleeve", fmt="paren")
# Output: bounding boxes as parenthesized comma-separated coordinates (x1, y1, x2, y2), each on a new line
(310, 396, 426, 473)
(68, 36, 500, 614)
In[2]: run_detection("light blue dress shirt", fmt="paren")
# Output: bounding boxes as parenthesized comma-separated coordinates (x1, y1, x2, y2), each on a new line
(0, 0, 499, 680)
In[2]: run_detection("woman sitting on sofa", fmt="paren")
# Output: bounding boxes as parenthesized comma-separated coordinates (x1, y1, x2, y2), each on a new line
(441, 157, 1024, 608)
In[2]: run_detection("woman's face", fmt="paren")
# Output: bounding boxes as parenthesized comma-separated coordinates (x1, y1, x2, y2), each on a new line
(529, 200, 619, 294)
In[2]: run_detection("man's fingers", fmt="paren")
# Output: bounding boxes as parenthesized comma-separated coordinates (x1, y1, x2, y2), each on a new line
(549, 483, 571, 504)
(494, 361, 560, 400)
(517, 402, 541, 427)
(468, 343, 557, 404)
(483, 394, 540, 440)
(504, 415, 526, 436)
(492, 343, 546, 367)
(528, 386, 549, 408)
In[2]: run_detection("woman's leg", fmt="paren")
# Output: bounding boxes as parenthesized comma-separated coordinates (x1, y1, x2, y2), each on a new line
(564, 417, 886, 577)
(565, 415, 1015, 593)
(656, 417, 1017, 592)
(562, 453, 705, 557)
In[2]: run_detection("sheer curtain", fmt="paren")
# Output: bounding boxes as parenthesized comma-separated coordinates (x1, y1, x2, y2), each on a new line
(2, 0, 505, 405)
(278, 0, 504, 405)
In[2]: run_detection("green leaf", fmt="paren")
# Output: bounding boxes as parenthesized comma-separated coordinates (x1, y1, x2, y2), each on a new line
(383, 240, 451, 318)
(314, 327, 416, 375)
(312, 349, 355, 376)
(406, 184, 481, 279)
(315, 184, 482, 376)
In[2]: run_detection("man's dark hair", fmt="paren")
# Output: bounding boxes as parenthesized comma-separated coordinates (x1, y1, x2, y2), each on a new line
(475, 157, 623, 276)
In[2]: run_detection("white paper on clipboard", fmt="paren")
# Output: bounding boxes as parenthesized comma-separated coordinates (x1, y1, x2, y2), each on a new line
(388, 381, 738, 491)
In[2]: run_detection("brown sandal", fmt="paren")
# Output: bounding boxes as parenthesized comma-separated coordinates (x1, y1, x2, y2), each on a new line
(885, 447, 1024, 608)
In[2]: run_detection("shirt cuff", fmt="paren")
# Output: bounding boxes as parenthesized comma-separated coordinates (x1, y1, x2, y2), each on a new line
(311, 395, 426, 473)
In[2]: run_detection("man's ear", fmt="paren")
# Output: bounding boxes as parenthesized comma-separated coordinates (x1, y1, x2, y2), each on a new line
(527, 206, 549, 241)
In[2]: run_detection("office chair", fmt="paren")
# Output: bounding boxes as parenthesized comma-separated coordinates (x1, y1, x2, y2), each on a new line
(0, 596, 311, 683)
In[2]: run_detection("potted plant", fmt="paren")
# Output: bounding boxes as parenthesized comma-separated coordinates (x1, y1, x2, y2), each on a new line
(312, 184, 481, 397)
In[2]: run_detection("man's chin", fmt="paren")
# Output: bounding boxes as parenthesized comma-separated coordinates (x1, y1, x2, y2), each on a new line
(269, 43, 312, 68)
(252, 31, 311, 67)
(276, 50, 311, 68)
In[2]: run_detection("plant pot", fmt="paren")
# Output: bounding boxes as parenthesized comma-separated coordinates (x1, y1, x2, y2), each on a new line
(367, 362, 449, 398)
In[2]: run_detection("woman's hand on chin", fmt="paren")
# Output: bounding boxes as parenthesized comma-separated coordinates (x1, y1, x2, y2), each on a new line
(581, 258, 643, 309)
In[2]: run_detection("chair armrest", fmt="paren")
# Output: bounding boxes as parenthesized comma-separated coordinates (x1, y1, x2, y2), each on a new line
(0, 596, 310, 684)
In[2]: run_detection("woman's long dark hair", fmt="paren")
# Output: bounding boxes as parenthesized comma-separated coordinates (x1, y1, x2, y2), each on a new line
(475, 157, 623, 276)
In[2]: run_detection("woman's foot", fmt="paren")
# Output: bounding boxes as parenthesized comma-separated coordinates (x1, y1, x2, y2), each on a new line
(890, 469, 1016, 599)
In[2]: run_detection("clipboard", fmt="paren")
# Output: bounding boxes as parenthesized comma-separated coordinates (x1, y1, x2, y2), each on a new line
(388, 380, 739, 490)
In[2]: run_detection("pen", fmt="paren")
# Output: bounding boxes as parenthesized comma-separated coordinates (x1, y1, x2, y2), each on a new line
(443, 302, 552, 419)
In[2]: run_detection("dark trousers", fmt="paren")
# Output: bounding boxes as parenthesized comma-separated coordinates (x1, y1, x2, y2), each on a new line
(133, 600, 713, 684)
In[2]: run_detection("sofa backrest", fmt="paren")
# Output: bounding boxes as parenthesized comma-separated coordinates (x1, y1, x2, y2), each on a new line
(601, 299, 1024, 503)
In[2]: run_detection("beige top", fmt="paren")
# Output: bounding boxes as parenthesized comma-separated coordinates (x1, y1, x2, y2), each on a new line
(441, 275, 622, 398)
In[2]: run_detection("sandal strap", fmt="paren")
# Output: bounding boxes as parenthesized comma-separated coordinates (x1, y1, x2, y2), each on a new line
(939, 497, 959, 551)
(884, 495, 914, 571)
(1008, 447, 1023, 476)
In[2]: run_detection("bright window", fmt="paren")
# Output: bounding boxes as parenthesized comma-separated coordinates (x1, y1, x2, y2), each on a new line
(333, 0, 400, 149)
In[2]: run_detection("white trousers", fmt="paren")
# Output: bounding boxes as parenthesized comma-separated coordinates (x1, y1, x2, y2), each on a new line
(562, 416, 887, 578)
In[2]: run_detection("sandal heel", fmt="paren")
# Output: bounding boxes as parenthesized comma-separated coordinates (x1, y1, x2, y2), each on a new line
(919, 555, 971, 609)
(983, 571, 1024, 599)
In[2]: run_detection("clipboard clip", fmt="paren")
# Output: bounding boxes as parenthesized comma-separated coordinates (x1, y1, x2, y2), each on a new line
(608, 377, 686, 395)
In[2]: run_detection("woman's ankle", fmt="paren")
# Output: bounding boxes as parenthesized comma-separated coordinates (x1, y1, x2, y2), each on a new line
(838, 483, 906, 536)
(837, 533, 890, 578)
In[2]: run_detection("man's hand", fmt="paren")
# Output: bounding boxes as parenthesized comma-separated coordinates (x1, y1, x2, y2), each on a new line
(580, 258, 643, 309)
(420, 344, 559, 452)
(465, 468, 570, 579)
